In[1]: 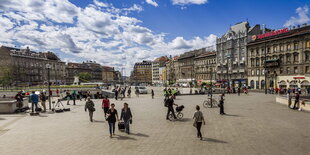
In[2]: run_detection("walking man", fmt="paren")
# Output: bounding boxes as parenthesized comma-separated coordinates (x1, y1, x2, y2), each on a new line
(40, 92, 47, 112)
(166, 95, 177, 120)
(219, 93, 226, 115)
(151, 89, 154, 99)
(85, 97, 95, 122)
(237, 87, 241, 96)
(30, 91, 39, 113)
(293, 92, 300, 109)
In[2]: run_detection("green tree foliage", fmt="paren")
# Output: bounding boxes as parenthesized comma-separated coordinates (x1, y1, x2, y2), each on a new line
(78, 72, 91, 82)
(0, 67, 13, 87)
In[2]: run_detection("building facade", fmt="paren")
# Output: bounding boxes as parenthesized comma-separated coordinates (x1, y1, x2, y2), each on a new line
(0, 46, 66, 86)
(131, 61, 152, 84)
(165, 56, 180, 84)
(102, 66, 115, 84)
(247, 24, 310, 90)
(194, 51, 217, 85)
(82, 61, 102, 82)
(152, 56, 169, 85)
(177, 48, 207, 86)
(216, 22, 261, 87)
(66, 62, 92, 84)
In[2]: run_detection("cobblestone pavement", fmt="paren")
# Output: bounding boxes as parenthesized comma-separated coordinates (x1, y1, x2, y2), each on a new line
(0, 90, 309, 155)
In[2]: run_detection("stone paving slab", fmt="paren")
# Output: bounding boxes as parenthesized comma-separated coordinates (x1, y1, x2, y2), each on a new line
(0, 89, 309, 155)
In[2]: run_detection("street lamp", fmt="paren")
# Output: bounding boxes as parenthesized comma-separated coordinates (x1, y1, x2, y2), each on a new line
(46, 64, 52, 110)
(209, 67, 213, 106)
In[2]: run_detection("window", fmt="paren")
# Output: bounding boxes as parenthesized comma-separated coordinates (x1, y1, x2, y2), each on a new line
(306, 66, 310, 73)
(280, 45, 284, 52)
(273, 46, 277, 52)
(287, 44, 291, 50)
(267, 47, 271, 53)
(306, 52, 310, 61)
(286, 54, 291, 63)
(294, 67, 298, 74)
(256, 69, 260, 75)
(294, 54, 299, 63)
(262, 69, 265, 75)
(256, 49, 259, 55)
(306, 41, 310, 48)
(251, 70, 255, 76)
(294, 43, 298, 50)
(280, 68, 283, 74)
(287, 67, 290, 74)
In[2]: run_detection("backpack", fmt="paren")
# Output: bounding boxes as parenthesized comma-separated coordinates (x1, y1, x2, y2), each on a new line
(164, 98, 169, 107)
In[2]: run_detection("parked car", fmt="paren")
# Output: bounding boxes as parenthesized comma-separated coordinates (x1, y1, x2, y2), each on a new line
(135, 86, 148, 94)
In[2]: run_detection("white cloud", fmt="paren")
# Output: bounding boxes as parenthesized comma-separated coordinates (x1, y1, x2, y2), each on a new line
(146, 0, 159, 7)
(172, 0, 208, 5)
(284, 5, 310, 27)
(0, 0, 216, 75)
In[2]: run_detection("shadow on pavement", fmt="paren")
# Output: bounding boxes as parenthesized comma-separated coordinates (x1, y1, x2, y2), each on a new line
(38, 115, 48, 117)
(178, 118, 192, 122)
(0, 117, 5, 120)
(130, 133, 149, 137)
(93, 120, 105, 123)
(225, 114, 241, 117)
(202, 138, 227, 143)
(115, 135, 137, 140)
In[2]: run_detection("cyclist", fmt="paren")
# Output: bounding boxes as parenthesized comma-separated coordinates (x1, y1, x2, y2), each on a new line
(166, 95, 177, 120)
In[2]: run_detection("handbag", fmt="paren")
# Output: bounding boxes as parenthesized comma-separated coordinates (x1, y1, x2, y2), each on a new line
(130, 119, 132, 124)
(193, 121, 197, 127)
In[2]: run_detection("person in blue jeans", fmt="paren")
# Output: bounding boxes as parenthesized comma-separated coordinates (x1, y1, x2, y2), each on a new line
(120, 103, 133, 134)
(107, 103, 119, 138)
(30, 91, 39, 113)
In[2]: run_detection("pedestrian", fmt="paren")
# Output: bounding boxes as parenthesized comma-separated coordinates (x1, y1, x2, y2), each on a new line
(85, 97, 95, 122)
(72, 90, 77, 105)
(120, 103, 133, 134)
(166, 95, 177, 120)
(237, 87, 240, 96)
(135, 88, 139, 97)
(15, 92, 24, 109)
(106, 103, 119, 138)
(56, 89, 59, 97)
(287, 92, 292, 108)
(66, 91, 71, 105)
(299, 99, 308, 111)
(293, 92, 300, 109)
(40, 92, 47, 112)
(151, 89, 154, 99)
(30, 91, 39, 113)
(219, 93, 226, 115)
(102, 96, 110, 118)
(114, 88, 118, 100)
(127, 87, 131, 98)
(193, 105, 206, 140)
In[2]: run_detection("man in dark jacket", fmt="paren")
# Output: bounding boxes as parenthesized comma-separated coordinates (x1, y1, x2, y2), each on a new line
(219, 93, 226, 115)
(166, 96, 177, 120)
(120, 103, 133, 134)
(293, 92, 300, 109)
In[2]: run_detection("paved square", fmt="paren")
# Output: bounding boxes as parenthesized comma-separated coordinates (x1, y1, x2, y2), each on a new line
(0, 88, 309, 155)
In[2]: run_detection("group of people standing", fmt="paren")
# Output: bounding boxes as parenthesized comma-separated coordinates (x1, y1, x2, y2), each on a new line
(84, 96, 133, 138)
(113, 86, 131, 100)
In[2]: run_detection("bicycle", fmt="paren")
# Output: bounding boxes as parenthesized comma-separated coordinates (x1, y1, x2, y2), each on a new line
(203, 98, 218, 108)
(168, 105, 184, 121)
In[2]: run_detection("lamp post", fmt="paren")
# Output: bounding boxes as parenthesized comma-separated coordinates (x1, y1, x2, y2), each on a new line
(209, 67, 213, 106)
(46, 64, 52, 110)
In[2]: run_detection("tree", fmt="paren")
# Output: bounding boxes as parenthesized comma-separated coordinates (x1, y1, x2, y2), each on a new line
(78, 72, 91, 82)
(0, 67, 13, 88)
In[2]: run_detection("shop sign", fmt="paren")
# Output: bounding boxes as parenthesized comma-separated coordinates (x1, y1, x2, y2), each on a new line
(293, 77, 305, 79)
(252, 28, 289, 41)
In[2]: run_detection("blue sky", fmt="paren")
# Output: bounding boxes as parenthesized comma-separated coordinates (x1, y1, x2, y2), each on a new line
(0, 0, 309, 75)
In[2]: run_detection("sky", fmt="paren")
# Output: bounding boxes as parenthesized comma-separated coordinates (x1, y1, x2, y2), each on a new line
(0, 0, 310, 76)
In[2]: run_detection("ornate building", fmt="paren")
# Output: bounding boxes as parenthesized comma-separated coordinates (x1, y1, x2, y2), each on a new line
(216, 22, 261, 87)
(194, 51, 217, 85)
(0, 46, 66, 86)
(131, 61, 152, 84)
(247, 23, 310, 90)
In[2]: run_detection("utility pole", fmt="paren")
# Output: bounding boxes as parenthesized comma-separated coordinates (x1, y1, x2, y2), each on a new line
(264, 43, 268, 94)
(210, 67, 213, 106)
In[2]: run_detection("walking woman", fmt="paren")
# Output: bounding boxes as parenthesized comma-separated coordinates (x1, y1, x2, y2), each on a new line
(40, 92, 47, 112)
(85, 97, 95, 122)
(102, 96, 110, 118)
(106, 103, 119, 138)
(193, 105, 205, 140)
(120, 103, 133, 134)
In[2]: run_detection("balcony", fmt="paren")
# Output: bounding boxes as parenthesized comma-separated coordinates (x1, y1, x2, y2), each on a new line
(233, 61, 237, 65)
(232, 69, 238, 73)
(239, 69, 245, 72)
